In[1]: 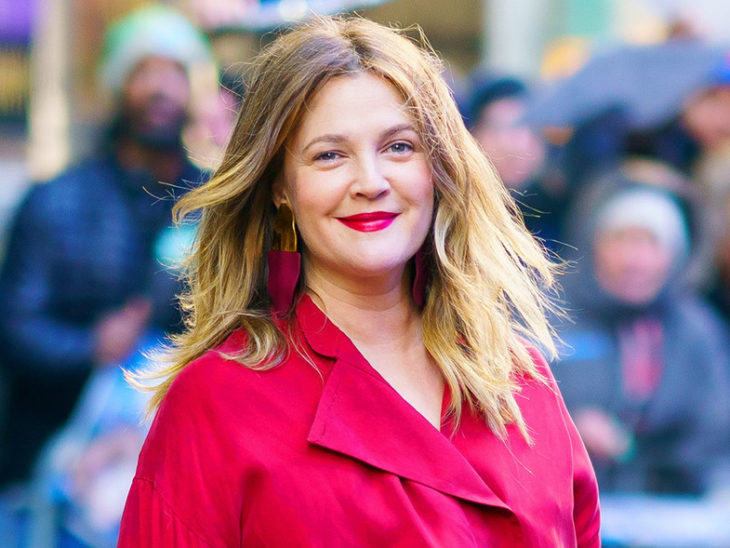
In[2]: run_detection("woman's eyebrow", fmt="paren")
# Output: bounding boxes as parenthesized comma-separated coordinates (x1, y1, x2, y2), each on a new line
(301, 134, 346, 155)
(381, 123, 417, 139)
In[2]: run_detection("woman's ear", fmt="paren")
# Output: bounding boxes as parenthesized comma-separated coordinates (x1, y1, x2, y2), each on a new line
(272, 175, 288, 208)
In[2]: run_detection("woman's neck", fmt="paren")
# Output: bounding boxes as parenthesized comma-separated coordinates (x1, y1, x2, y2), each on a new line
(304, 262, 419, 352)
(303, 259, 444, 429)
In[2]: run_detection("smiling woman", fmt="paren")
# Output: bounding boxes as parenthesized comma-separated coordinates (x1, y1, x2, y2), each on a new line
(118, 15, 600, 548)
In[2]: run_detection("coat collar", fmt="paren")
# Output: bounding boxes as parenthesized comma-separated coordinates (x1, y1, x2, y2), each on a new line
(295, 295, 513, 511)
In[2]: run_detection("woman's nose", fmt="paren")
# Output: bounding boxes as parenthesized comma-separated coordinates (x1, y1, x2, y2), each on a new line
(351, 156, 390, 199)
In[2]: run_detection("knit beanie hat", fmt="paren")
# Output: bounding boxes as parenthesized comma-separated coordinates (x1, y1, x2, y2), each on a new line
(594, 188, 690, 260)
(99, 4, 212, 93)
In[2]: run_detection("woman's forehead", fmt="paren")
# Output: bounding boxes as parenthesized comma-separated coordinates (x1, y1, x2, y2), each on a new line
(290, 73, 417, 143)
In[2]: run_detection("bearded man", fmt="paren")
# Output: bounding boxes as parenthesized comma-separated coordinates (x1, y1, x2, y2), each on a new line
(0, 5, 211, 488)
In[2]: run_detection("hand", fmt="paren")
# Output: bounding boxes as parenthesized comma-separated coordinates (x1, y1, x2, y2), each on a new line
(71, 427, 144, 497)
(69, 427, 145, 531)
(94, 299, 152, 365)
(573, 407, 633, 462)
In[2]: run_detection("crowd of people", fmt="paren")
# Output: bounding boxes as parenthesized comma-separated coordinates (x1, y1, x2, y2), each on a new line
(465, 62, 730, 501)
(0, 2, 729, 545)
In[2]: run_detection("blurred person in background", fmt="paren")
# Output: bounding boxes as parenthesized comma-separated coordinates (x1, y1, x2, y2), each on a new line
(466, 75, 546, 192)
(552, 164, 730, 497)
(0, 4, 211, 490)
(464, 74, 568, 250)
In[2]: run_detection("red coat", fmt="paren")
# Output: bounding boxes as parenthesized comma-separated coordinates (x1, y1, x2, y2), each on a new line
(118, 296, 600, 547)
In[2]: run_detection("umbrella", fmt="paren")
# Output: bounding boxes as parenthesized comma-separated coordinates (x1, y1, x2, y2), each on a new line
(526, 42, 730, 129)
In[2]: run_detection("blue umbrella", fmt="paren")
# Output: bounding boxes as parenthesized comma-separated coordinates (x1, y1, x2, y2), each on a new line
(527, 42, 730, 129)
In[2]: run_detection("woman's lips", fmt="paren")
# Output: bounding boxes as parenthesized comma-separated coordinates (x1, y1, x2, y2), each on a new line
(336, 212, 399, 232)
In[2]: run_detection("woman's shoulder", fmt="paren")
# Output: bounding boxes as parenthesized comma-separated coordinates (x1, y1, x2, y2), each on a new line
(158, 326, 321, 420)
(137, 326, 322, 478)
(199, 327, 252, 363)
(150, 329, 291, 437)
(512, 343, 591, 459)
(162, 331, 252, 403)
(137, 332, 263, 476)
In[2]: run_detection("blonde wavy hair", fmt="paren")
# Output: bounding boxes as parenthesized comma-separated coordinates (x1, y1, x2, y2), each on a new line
(138, 15, 560, 439)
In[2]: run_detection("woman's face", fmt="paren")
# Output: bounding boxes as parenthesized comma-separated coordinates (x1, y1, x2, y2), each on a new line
(280, 72, 434, 287)
(471, 97, 545, 190)
(121, 56, 190, 148)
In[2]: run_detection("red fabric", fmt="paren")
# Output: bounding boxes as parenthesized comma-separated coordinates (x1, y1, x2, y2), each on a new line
(118, 296, 600, 547)
(618, 317, 664, 401)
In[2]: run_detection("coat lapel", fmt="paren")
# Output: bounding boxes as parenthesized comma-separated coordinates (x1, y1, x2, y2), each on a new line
(296, 296, 513, 511)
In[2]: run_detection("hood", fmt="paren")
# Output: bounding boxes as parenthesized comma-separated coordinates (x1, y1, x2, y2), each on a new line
(560, 169, 694, 320)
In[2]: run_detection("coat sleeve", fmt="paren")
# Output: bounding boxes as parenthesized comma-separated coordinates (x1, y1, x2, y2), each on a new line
(118, 477, 212, 548)
(562, 399, 602, 547)
(550, 376, 601, 547)
(117, 355, 246, 547)
(0, 187, 95, 373)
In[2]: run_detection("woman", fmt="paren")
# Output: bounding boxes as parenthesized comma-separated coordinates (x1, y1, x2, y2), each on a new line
(118, 16, 600, 547)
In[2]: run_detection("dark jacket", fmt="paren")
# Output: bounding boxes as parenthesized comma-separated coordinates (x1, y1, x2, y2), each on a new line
(552, 179, 730, 495)
(0, 151, 204, 486)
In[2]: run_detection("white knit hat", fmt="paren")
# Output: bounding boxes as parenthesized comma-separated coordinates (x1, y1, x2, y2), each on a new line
(594, 188, 690, 259)
(99, 4, 212, 93)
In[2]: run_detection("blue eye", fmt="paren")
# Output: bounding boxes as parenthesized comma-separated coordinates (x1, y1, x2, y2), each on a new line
(314, 151, 340, 162)
(388, 142, 413, 154)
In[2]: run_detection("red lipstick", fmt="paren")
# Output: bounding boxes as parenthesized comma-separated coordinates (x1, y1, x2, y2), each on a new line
(336, 211, 398, 232)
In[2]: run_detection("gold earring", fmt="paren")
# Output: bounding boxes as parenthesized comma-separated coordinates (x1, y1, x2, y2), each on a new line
(272, 202, 297, 252)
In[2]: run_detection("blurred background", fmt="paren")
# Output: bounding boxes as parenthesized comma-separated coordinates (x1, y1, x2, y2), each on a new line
(2, 0, 730, 546)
